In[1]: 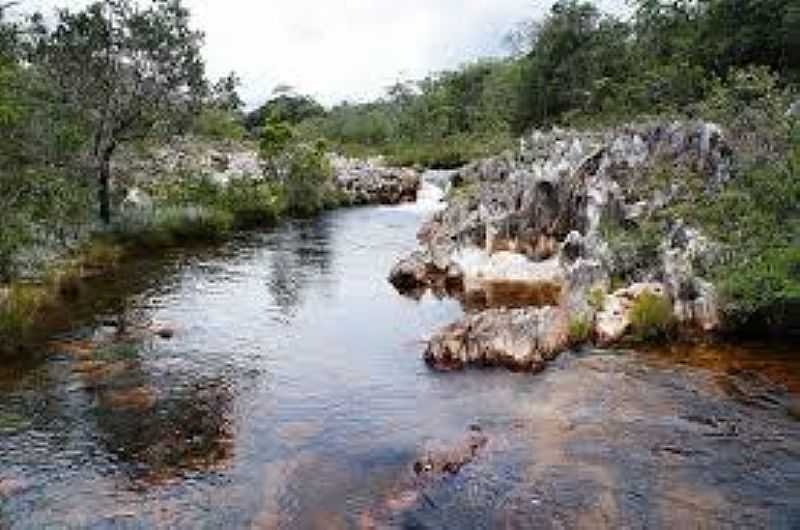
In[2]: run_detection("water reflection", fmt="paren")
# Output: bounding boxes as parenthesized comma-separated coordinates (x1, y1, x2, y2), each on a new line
(266, 218, 333, 316)
(1, 195, 799, 528)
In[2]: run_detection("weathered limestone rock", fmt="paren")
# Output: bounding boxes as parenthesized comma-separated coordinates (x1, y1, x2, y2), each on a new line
(425, 307, 568, 371)
(390, 121, 737, 370)
(331, 156, 420, 205)
(388, 251, 432, 291)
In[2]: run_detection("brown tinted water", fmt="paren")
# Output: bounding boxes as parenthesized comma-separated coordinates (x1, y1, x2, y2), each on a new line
(1, 193, 799, 528)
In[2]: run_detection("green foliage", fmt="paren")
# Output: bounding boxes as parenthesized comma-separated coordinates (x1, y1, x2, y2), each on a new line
(193, 108, 246, 141)
(568, 316, 593, 346)
(246, 91, 325, 131)
(32, 0, 207, 223)
(629, 292, 676, 341)
(112, 203, 234, 249)
(284, 143, 333, 216)
(259, 113, 295, 176)
(717, 246, 800, 328)
(0, 284, 54, 350)
(221, 179, 285, 228)
(588, 287, 606, 312)
(600, 217, 663, 284)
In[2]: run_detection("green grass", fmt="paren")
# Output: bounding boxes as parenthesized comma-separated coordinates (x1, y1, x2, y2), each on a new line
(630, 292, 676, 342)
(0, 283, 56, 352)
(568, 316, 593, 346)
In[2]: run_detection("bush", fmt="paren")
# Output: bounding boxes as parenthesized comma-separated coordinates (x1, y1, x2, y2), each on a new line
(568, 316, 593, 346)
(601, 217, 663, 284)
(112, 205, 233, 248)
(716, 246, 800, 330)
(629, 292, 676, 341)
(0, 283, 54, 350)
(220, 179, 284, 229)
(284, 143, 332, 216)
(193, 108, 246, 141)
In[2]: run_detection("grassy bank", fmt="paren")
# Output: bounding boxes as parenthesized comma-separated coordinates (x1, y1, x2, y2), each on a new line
(0, 176, 349, 356)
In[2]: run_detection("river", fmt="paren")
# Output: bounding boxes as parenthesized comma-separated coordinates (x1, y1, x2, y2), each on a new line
(1, 176, 799, 528)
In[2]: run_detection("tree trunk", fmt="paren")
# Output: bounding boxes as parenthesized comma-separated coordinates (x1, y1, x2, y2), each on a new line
(97, 145, 116, 225)
(98, 159, 111, 225)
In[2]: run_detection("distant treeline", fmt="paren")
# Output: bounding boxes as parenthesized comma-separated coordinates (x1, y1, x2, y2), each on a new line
(243, 0, 798, 167)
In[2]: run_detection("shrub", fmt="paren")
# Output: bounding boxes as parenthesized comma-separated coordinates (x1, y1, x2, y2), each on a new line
(156, 206, 233, 242)
(193, 108, 245, 141)
(284, 143, 332, 217)
(220, 179, 284, 229)
(112, 205, 233, 248)
(600, 217, 663, 284)
(588, 287, 606, 312)
(80, 239, 124, 270)
(568, 316, 593, 346)
(716, 245, 800, 330)
(0, 215, 31, 282)
(0, 283, 54, 349)
(629, 292, 676, 341)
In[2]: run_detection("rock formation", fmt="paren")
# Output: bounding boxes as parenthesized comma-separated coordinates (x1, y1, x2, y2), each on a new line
(330, 155, 420, 205)
(391, 121, 733, 370)
(115, 139, 420, 206)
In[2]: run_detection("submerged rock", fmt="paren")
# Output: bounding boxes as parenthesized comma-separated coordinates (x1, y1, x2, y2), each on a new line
(413, 427, 489, 476)
(425, 307, 568, 371)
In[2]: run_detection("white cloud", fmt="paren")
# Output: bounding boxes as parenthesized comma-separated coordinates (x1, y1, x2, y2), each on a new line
(18, 0, 631, 109)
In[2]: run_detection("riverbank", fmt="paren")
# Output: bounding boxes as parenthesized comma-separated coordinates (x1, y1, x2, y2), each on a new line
(0, 150, 421, 356)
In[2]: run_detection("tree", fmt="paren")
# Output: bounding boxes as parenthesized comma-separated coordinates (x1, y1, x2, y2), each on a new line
(245, 91, 325, 131)
(259, 112, 294, 179)
(32, 0, 205, 224)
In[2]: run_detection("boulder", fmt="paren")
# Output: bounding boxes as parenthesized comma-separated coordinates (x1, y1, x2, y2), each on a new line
(388, 251, 431, 291)
(425, 306, 569, 371)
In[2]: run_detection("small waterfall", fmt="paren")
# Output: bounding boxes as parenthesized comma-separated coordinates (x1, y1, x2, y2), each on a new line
(400, 169, 455, 213)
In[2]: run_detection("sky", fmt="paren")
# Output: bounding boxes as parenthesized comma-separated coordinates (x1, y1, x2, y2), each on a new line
(20, 0, 630, 109)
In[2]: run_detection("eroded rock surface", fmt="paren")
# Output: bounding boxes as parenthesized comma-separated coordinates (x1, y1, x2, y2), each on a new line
(331, 156, 420, 205)
(391, 121, 734, 369)
(425, 307, 568, 371)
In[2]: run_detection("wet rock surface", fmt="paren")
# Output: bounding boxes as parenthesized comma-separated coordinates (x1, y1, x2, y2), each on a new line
(364, 351, 800, 529)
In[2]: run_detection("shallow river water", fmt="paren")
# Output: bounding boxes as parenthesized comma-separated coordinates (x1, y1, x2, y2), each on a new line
(1, 182, 799, 529)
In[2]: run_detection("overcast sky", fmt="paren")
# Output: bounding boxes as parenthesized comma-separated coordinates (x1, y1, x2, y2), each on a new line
(20, 0, 631, 109)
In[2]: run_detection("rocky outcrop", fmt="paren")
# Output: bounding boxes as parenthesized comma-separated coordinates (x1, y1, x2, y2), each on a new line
(331, 156, 420, 205)
(425, 306, 568, 371)
(391, 121, 733, 370)
(115, 140, 420, 207)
